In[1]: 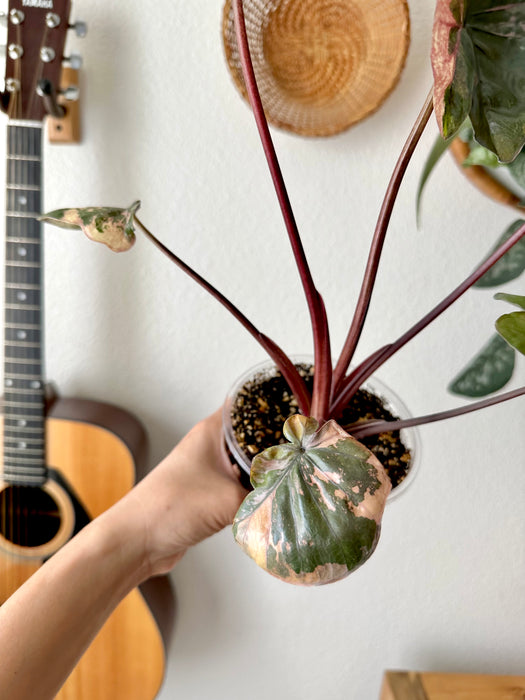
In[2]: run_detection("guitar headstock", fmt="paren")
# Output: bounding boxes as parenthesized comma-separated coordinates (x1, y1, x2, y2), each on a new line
(2, 0, 74, 122)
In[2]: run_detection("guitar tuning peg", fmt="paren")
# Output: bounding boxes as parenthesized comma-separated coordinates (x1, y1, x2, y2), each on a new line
(64, 53, 83, 70)
(60, 85, 80, 101)
(69, 21, 87, 38)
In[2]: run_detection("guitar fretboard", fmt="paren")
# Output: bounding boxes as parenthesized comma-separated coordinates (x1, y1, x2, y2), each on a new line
(3, 122, 46, 486)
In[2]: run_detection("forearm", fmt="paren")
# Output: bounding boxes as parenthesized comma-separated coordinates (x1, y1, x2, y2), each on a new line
(0, 497, 150, 700)
(0, 410, 245, 700)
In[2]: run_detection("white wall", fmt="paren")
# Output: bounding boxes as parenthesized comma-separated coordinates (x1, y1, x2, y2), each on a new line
(3, 0, 525, 697)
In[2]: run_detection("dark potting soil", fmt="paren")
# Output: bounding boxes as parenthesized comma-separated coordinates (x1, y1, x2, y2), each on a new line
(230, 363, 412, 489)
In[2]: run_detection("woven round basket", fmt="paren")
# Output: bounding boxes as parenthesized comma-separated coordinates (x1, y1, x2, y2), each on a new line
(222, 0, 410, 137)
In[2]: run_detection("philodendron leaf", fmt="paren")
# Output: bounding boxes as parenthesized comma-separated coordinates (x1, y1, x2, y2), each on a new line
(39, 201, 140, 252)
(432, 0, 525, 163)
(494, 293, 525, 355)
(416, 133, 454, 224)
(462, 145, 501, 169)
(496, 312, 525, 356)
(494, 292, 525, 311)
(233, 414, 391, 586)
(474, 220, 525, 288)
(449, 333, 515, 397)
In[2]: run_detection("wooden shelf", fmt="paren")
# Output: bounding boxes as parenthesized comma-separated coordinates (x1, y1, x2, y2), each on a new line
(380, 671, 525, 699)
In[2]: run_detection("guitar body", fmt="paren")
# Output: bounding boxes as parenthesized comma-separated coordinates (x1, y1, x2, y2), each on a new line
(0, 397, 175, 699)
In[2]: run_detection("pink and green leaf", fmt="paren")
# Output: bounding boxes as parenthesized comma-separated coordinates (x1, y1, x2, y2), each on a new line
(233, 414, 391, 586)
(40, 201, 140, 252)
(432, 0, 525, 163)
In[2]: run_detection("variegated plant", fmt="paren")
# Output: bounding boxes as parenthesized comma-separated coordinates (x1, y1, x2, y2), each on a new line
(233, 415, 391, 584)
(41, 0, 525, 585)
(420, 0, 525, 397)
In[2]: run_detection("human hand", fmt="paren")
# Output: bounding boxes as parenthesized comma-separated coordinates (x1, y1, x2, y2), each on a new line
(120, 409, 248, 579)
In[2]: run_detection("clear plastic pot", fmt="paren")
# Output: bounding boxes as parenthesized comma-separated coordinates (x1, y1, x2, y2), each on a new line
(223, 358, 421, 502)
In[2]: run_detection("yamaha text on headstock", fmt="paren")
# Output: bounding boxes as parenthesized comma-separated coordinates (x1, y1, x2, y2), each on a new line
(0, 3, 174, 698)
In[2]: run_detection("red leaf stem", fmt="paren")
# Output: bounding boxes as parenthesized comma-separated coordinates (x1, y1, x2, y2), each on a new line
(331, 219, 525, 416)
(135, 216, 311, 414)
(336, 344, 394, 399)
(333, 89, 434, 392)
(232, 0, 331, 421)
(348, 386, 525, 439)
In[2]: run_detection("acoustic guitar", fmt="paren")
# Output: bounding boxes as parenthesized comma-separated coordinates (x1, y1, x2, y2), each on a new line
(0, 2, 175, 698)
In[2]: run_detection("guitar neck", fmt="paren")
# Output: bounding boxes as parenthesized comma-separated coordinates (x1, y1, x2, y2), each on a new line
(3, 121, 47, 486)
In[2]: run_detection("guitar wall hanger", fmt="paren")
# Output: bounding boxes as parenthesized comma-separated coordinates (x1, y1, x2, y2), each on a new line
(47, 66, 81, 143)
(37, 78, 65, 119)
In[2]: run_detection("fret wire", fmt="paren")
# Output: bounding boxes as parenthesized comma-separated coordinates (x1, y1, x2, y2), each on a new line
(4, 376, 43, 383)
(4, 469, 47, 475)
(4, 444, 44, 450)
(3, 424, 45, 430)
(3, 477, 47, 485)
(5, 305, 41, 312)
(5, 323, 41, 329)
(4, 358, 42, 364)
(4, 412, 44, 419)
(3, 475, 47, 481)
(5, 282, 40, 288)
(4, 469, 46, 475)
(4, 400, 45, 406)
(6, 154, 41, 162)
(6, 261, 41, 268)
(4, 447, 45, 455)
(4, 451, 45, 459)
(4, 380, 44, 394)
(4, 343, 41, 350)
(4, 450, 45, 461)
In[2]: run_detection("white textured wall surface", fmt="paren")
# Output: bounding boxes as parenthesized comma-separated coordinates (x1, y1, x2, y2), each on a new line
(2, 0, 525, 698)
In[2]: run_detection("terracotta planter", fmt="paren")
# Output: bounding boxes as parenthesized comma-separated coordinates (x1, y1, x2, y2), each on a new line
(223, 359, 420, 501)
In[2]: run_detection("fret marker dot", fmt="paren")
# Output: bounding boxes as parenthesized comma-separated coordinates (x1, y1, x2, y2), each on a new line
(17, 247, 27, 257)
(17, 291, 27, 301)
(16, 330, 27, 339)
(18, 442, 27, 449)
(30, 380, 41, 389)
(17, 419, 27, 427)
(18, 195, 27, 206)
(5, 379, 13, 387)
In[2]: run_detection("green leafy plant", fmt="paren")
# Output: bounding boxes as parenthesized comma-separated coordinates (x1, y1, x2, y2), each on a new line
(41, 0, 525, 585)
(449, 220, 525, 396)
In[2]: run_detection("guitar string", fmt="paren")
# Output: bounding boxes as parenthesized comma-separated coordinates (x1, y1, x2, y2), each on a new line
(4, 13, 66, 553)
(28, 25, 50, 122)
(5, 124, 45, 550)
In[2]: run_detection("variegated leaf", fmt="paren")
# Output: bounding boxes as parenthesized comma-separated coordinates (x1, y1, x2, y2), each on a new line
(474, 220, 525, 288)
(39, 201, 140, 252)
(432, 0, 525, 163)
(449, 333, 515, 397)
(233, 415, 391, 586)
